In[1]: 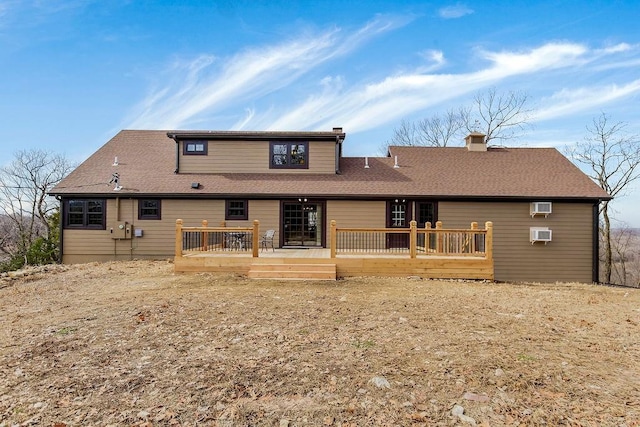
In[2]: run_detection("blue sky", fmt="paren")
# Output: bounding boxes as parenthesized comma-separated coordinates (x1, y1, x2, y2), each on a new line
(1, 0, 639, 226)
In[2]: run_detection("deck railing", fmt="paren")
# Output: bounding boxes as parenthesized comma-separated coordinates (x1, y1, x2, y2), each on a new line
(330, 220, 493, 259)
(175, 219, 259, 258)
(175, 219, 492, 260)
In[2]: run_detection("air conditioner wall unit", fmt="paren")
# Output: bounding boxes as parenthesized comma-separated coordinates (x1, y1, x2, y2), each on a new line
(530, 227, 552, 244)
(530, 201, 552, 217)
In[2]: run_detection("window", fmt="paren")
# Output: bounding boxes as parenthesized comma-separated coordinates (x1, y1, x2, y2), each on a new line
(270, 141, 308, 169)
(138, 199, 161, 220)
(226, 200, 248, 220)
(64, 199, 106, 229)
(416, 201, 437, 227)
(390, 203, 407, 227)
(183, 140, 208, 155)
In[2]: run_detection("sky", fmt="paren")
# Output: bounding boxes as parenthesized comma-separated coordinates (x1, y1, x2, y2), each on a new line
(1, 0, 639, 226)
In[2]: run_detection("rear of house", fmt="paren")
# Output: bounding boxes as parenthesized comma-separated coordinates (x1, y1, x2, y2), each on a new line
(50, 129, 610, 283)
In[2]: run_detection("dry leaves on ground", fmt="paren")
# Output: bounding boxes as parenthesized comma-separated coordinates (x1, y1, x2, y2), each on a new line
(1, 260, 639, 426)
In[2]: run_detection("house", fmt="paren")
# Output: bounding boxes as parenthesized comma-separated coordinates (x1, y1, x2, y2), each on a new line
(50, 128, 610, 283)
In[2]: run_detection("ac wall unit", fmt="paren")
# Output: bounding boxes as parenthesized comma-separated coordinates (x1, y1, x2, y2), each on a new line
(530, 227, 552, 244)
(530, 201, 552, 217)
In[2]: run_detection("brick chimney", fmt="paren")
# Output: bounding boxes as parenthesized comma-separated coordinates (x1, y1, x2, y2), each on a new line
(465, 132, 487, 151)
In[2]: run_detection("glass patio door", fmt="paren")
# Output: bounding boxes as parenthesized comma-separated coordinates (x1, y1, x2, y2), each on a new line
(282, 201, 323, 247)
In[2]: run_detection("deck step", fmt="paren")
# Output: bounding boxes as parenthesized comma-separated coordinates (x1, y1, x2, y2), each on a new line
(248, 263, 336, 280)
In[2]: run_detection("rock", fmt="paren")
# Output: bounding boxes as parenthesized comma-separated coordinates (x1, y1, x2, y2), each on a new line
(463, 392, 490, 402)
(452, 404, 476, 425)
(398, 317, 408, 323)
(368, 376, 390, 389)
(33, 402, 45, 409)
(494, 368, 504, 377)
(14, 368, 23, 377)
(279, 419, 290, 427)
(137, 410, 150, 419)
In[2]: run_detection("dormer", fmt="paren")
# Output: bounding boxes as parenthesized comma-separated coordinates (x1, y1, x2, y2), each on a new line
(168, 128, 345, 175)
(465, 132, 487, 152)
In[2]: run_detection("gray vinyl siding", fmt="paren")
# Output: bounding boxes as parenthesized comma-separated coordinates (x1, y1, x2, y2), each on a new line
(439, 201, 594, 283)
(326, 201, 386, 228)
(62, 199, 281, 263)
(179, 140, 336, 174)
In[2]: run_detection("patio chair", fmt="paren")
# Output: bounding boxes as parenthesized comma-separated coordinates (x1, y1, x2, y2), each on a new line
(260, 229, 276, 252)
(224, 232, 245, 251)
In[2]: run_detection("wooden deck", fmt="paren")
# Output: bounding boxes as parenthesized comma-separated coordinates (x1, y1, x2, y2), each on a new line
(175, 249, 494, 280)
(173, 220, 494, 280)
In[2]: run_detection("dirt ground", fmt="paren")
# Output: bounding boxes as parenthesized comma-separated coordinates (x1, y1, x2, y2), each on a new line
(1, 260, 639, 426)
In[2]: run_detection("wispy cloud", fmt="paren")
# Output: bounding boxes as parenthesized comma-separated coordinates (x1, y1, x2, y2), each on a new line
(125, 15, 412, 129)
(438, 3, 474, 19)
(126, 17, 640, 142)
(264, 42, 637, 133)
(534, 80, 640, 121)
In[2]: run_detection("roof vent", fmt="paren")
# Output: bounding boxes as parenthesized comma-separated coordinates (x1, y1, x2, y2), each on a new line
(332, 127, 343, 133)
(191, 182, 200, 189)
(465, 132, 487, 152)
(364, 157, 370, 169)
(393, 155, 400, 168)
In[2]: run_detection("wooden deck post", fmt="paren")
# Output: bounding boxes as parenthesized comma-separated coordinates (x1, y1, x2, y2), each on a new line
(253, 220, 260, 258)
(410, 220, 417, 258)
(219, 220, 226, 249)
(330, 220, 337, 258)
(425, 222, 432, 252)
(470, 222, 478, 253)
(175, 219, 183, 258)
(435, 221, 443, 254)
(201, 219, 208, 251)
(485, 221, 493, 260)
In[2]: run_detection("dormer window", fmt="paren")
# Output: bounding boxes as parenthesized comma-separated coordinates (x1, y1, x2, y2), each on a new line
(270, 141, 308, 169)
(183, 140, 208, 155)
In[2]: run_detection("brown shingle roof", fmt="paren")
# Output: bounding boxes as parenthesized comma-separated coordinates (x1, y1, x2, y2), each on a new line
(50, 130, 610, 200)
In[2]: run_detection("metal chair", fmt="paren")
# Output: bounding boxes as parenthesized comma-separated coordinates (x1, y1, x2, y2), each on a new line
(260, 229, 276, 251)
(225, 232, 245, 251)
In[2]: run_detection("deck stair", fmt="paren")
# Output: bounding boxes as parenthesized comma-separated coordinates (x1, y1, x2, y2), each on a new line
(248, 263, 336, 280)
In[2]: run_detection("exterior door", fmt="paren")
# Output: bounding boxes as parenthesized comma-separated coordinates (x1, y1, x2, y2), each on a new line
(282, 201, 323, 247)
(386, 200, 411, 248)
(416, 201, 437, 250)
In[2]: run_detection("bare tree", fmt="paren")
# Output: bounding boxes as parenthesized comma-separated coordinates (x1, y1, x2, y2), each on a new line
(0, 149, 74, 266)
(609, 225, 640, 287)
(388, 119, 422, 147)
(387, 87, 533, 150)
(464, 87, 534, 145)
(388, 109, 466, 148)
(567, 113, 640, 284)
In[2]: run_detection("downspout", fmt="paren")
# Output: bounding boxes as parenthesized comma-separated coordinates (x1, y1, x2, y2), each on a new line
(592, 202, 600, 284)
(335, 136, 340, 174)
(114, 197, 120, 259)
(175, 139, 180, 173)
(335, 135, 343, 174)
(130, 198, 134, 260)
(56, 196, 64, 264)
